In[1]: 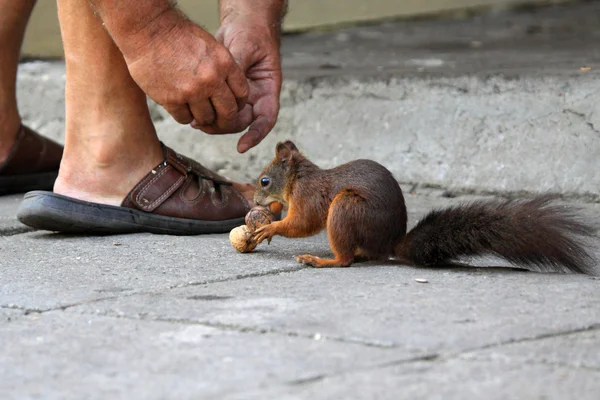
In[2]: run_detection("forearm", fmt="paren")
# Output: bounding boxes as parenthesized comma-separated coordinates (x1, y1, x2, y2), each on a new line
(88, 0, 183, 57)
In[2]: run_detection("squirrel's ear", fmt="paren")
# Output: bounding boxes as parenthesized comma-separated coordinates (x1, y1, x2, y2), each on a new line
(275, 141, 299, 154)
(275, 142, 287, 156)
(276, 144, 293, 165)
(276, 140, 299, 166)
(283, 140, 298, 153)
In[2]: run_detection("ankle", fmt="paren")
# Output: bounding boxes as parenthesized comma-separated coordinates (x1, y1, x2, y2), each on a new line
(54, 134, 164, 205)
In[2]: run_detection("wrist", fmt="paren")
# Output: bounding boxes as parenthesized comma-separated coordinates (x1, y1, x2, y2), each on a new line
(219, 0, 287, 35)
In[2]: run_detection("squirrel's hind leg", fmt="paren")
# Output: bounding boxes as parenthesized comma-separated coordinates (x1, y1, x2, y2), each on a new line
(296, 253, 354, 268)
(295, 190, 367, 268)
(295, 232, 355, 267)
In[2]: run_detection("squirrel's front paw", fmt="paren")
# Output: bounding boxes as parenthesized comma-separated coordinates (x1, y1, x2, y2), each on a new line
(254, 224, 277, 245)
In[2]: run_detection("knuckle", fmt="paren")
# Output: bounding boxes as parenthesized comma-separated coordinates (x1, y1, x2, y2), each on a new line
(178, 84, 198, 101)
(214, 48, 234, 67)
(200, 67, 220, 85)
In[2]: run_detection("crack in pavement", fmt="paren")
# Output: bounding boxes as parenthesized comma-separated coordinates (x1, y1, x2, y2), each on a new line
(564, 108, 600, 136)
(164, 319, 397, 349)
(0, 295, 122, 315)
(219, 323, 600, 395)
(70, 309, 600, 360)
(461, 322, 600, 354)
(522, 359, 600, 373)
(213, 352, 442, 398)
(0, 266, 310, 315)
(69, 310, 398, 349)
(277, 323, 600, 390)
(167, 265, 308, 289)
(587, 121, 600, 135)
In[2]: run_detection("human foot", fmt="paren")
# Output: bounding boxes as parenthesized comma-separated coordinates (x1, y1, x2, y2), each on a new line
(54, 141, 255, 209)
(18, 145, 255, 234)
(0, 125, 63, 195)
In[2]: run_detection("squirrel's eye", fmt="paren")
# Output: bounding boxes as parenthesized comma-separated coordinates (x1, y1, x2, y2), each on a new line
(260, 177, 270, 187)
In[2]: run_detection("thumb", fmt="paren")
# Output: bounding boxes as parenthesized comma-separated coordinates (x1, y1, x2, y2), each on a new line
(228, 43, 255, 74)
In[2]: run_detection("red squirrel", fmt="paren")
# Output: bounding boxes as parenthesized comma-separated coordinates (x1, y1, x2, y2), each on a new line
(252, 140, 597, 274)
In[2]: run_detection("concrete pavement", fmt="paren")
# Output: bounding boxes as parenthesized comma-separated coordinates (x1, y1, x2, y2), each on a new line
(1, 190, 599, 399)
(3, 1, 600, 398)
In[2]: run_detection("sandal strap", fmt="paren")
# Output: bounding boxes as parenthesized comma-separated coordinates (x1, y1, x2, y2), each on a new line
(122, 145, 249, 219)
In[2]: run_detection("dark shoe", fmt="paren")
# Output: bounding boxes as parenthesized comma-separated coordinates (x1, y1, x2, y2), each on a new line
(17, 145, 250, 235)
(0, 125, 63, 195)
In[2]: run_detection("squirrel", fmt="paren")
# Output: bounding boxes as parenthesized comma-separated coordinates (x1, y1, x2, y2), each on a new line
(252, 140, 598, 275)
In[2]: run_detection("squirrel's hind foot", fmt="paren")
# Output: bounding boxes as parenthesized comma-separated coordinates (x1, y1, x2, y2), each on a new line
(295, 254, 353, 268)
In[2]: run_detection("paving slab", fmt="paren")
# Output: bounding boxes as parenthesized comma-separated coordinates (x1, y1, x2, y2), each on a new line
(69, 267, 600, 353)
(225, 329, 600, 400)
(0, 311, 399, 400)
(0, 231, 316, 311)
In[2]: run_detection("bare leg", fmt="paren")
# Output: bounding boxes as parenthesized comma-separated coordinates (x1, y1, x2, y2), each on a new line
(0, 0, 36, 162)
(54, 0, 256, 207)
(52, 0, 166, 205)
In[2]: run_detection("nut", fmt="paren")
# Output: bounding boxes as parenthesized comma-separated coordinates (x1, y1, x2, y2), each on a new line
(245, 206, 275, 231)
(229, 225, 257, 253)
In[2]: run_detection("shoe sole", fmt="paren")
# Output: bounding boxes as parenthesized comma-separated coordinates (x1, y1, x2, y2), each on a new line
(17, 191, 245, 235)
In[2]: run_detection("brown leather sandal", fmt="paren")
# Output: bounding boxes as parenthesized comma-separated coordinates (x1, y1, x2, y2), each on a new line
(0, 125, 63, 195)
(17, 145, 251, 235)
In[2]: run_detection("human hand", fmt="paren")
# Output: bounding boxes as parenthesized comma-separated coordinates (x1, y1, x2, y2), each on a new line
(192, 13, 283, 153)
(119, 11, 252, 132)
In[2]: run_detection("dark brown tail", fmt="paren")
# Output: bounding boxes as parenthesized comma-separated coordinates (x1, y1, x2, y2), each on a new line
(394, 195, 598, 274)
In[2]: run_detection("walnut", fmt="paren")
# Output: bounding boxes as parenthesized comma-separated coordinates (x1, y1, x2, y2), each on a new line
(245, 206, 275, 231)
(229, 225, 257, 253)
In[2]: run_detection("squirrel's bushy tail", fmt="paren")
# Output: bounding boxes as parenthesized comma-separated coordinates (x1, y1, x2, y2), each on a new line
(394, 195, 598, 274)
